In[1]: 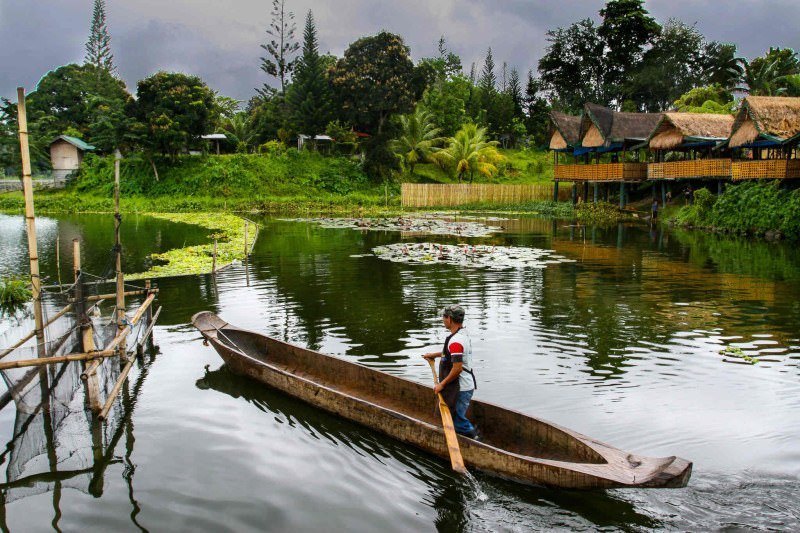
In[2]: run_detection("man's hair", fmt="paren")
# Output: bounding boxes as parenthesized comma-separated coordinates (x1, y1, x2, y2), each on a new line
(442, 304, 465, 323)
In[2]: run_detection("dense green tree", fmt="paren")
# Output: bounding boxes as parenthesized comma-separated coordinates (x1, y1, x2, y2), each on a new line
(507, 68, 524, 117)
(85, 0, 115, 74)
(132, 72, 217, 157)
(673, 85, 735, 114)
(329, 32, 416, 135)
(287, 11, 334, 137)
(259, 0, 299, 95)
(524, 71, 551, 146)
(420, 75, 471, 136)
(26, 63, 132, 152)
(626, 19, 708, 111)
(538, 19, 608, 111)
(432, 123, 504, 183)
(389, 107, 443, 174)
(737, 48, 800, 95)
(219, 112, 257, 152)
(702, 42, 742, 90)
(598, 0, 660, 102)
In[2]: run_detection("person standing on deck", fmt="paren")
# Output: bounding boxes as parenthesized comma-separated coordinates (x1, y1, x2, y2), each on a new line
(422, 305, 478, 439)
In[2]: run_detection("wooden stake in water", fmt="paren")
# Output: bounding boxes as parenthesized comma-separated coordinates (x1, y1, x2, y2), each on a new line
(16, 87, 44, 352)
(73, 239, 81, 281)
(114, 150, 126, 360)
(244, 221, 249, 257)
(212, 238, 218, 274)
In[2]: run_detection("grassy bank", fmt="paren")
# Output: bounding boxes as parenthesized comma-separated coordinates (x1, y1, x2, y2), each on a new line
(669, 181, 800, 240)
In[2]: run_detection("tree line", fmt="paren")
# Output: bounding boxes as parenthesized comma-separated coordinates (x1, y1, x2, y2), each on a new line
(1, 0, 798, 182)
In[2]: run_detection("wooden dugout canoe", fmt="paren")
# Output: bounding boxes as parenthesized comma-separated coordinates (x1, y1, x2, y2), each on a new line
(192, 311, 692, 489)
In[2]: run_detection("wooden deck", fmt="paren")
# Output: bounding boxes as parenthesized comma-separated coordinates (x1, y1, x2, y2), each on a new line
(648, 159, 731, 180)
(554, 163, 647, 182)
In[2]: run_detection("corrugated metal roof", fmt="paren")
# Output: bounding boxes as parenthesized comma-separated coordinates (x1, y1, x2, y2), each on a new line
(52, 135, 95, 151)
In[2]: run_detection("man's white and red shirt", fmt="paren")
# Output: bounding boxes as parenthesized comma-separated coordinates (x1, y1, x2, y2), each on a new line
(446, 329, 474, 391)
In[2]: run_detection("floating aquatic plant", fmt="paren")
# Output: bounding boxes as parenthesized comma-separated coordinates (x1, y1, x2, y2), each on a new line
(719, 345, 759, 364)
(282, 217, 500, 237)
(371, 243, 574, 270)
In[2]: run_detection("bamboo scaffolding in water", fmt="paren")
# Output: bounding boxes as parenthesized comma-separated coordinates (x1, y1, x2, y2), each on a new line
(0, 304, 74, 360)
(81, 293, 156, 381)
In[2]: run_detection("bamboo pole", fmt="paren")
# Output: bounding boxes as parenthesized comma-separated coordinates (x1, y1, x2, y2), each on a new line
(98, 358, 134, 421)
(212, 238, 218, 273)
(244, 222, 248, 258)
(73, 239, 81, 281)
(71, 289, 156, 303)
(56, 233, 62, 287)
(16, 88, 44, 351)
(81, 292, 155, 381)
(0, 349, 116, 371)
(0, 304, 73, 360)
(113, 150, 126, 361)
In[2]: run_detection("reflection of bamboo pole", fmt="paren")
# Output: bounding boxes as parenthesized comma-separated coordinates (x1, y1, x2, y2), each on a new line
(0, 304, 73, 360)
(81, 293, 155, 381)
(137, 305, 161, 356)
(16, 87, 44, 351)
(56, 233, 62, 287)
(212, 238, 218, 273)
(98, 358, 134, 421)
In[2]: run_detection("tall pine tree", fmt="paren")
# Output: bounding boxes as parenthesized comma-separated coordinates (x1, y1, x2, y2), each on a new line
(260, 0, 300, 95)
(85, 0, 115, 74)
(287, 11, 333, 137)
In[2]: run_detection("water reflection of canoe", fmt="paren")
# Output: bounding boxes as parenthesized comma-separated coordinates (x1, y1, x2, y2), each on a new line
(192, 311, 692, 490)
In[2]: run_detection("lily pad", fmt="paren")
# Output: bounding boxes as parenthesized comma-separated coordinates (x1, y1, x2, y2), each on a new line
(371, 243, 574, 270)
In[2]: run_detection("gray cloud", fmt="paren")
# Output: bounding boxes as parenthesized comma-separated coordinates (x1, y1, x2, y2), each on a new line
(1, 0, 798, 103)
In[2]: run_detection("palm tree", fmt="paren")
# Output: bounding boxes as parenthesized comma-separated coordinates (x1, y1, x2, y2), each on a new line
(732, 51, 800, 96)
(389, 107, 443, 175)
(432, 123, 504, 183)
(219, 113, 256, 152)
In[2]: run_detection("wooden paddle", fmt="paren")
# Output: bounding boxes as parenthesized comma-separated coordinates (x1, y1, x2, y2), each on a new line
(426, 358, 467, 475)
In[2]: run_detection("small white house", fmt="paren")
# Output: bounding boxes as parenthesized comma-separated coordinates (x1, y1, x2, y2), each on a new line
(49, 135, 95, 173)
(202, 133, 228, 154)
(297, 134, 333, 151)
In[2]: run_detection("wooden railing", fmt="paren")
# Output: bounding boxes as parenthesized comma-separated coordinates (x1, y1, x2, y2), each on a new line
(732, 160, 800, 180)
(648, 159, 731, 180)
(553, 163, 647, 182)
(401, 183, 573, 207)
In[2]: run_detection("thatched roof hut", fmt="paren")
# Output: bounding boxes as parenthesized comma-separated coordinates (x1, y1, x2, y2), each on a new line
(579, 103, 662, 149)
(548, 111, 582, 150)
(729, 96, 800, 148)
(647, 113, 734, 150)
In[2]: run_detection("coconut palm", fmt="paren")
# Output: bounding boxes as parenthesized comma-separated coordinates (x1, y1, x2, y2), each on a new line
(219, 112, 256, 152)
(432, 123, 504, 183)
(389, 107, 443, 175)
(731, 50, 800, 96)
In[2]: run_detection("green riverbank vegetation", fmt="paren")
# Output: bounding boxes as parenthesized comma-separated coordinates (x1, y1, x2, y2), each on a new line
(670, 181, 800, 240)
(0, 277, 32, 314)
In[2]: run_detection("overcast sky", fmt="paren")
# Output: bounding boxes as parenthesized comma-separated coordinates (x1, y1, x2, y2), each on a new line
(1, 0, 798, 103)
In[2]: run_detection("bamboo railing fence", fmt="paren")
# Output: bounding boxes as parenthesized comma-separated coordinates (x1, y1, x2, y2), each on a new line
(732, 160, 800, 180)
(401, 183, 573, 207)
(648, 159, 731, 180)
(553, 163, 647, 182)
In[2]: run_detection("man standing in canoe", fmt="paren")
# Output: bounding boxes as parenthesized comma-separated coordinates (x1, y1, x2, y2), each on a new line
(423, 305, 478, 439)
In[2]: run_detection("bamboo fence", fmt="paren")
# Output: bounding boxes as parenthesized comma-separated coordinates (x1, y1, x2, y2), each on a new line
(648, 159, 732, 180)
(401, 183, 573, 208)
(731, 160, 800, 180)
(553, 163, 648, 182)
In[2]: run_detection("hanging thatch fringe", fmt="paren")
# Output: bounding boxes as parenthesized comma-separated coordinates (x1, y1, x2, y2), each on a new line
(729, 119, 760, 148)
(649, 130, 686, 150)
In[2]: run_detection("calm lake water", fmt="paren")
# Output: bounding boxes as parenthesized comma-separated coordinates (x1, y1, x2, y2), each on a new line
(0, 212, 799, 531)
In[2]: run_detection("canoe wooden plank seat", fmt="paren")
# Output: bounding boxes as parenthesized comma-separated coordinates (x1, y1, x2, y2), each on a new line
(192, 312, 692, 489)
